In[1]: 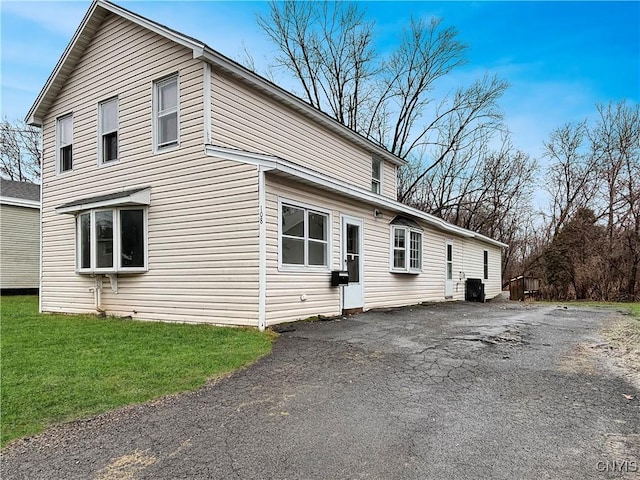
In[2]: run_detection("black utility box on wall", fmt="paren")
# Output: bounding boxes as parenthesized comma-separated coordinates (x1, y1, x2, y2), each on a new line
(465, 278, 485, 302)
(331, 270, 349, 287)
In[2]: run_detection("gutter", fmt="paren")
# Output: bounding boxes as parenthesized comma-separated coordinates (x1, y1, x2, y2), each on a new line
(204, 144, 509, 249)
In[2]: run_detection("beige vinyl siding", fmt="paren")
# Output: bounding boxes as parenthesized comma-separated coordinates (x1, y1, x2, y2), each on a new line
(211, 70, 389, 196)
(264, 176, 470, 325)
(460, 240, 503, 298)
(40, 14, 260, 325)
(381, 161, 397, 199)
(0, 204, 40, 289)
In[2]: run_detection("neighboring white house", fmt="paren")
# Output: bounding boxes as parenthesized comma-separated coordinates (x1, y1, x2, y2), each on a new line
(0, 179, 40, 293)
(26, 0, 507, 329)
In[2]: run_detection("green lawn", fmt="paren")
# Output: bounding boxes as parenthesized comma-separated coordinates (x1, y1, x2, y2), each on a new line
(0, 296, 274, 448)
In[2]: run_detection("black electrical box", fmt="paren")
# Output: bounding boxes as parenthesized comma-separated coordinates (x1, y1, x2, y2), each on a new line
(465, 278, 485, 302)
(331, 270, 349, 287)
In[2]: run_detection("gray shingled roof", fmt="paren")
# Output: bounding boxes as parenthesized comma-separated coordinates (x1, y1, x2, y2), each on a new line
(0, 178, 40, 202)
(57, 187, 148, 209)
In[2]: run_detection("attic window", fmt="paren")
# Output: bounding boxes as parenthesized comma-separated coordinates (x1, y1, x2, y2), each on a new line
(154, 74, 179, 151)
(57, 114, 73, 173)
(371, 157, 382, 194)
(99, 97, 118, 164)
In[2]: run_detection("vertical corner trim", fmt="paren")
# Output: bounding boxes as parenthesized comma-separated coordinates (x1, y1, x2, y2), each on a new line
(203, 62, 212, 144)
(258, 166, 267, 331)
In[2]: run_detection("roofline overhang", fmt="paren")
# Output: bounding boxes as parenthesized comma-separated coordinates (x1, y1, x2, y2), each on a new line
(0, 196, 40, 209)
(56, 187, 151, 214)
(26, 0, 206, 127)
(25, 1, 406, 169)
(196, 49, 406, 167)
(204, 144, 509, 249)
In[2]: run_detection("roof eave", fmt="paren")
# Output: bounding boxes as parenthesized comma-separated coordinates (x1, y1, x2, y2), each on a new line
(204, 144, 508, 249)
(197, 48, 406, 167)
(26, 0, 206, 127)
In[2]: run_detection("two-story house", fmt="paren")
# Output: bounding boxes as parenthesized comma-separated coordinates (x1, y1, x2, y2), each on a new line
(26, 0, 507, 329)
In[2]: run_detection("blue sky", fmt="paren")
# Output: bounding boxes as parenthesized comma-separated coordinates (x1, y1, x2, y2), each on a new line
(1, 0, 638, 161)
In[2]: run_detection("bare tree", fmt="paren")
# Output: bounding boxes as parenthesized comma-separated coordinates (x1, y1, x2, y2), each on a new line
(0, 119, 41, 182)
(534, 100, 640, 301)
(541, 121, 597, 239)
(257, 1, 376, 131)
(590, 101, 640, 299)
(398, 74, 509, 202)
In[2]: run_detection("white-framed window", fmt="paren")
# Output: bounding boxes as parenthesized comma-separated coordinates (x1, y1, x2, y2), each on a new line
(279, 199, 330, 270)
(371, 157, 382, 194)
(99, 97, 118, 164)
(77, 207, 147, 273)
(484, 250, 489, 280)
(57, 114, 73, 173)
(153, 74, 179, 151)
(391, 224, 422, 273)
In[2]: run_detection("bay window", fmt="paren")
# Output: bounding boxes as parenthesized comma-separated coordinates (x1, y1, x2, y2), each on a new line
(390, 216, 423, 273)
(77, 207, 147, 273)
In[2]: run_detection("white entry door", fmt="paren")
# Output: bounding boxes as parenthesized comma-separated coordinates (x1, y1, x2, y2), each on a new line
(445, 242, 454, 297)
(342, 216, 364, 310)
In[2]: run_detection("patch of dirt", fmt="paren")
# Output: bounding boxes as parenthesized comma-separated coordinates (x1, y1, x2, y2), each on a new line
(94, 449, 157, 480)
(559, 315, 640, 390)
(601, 315, 640, 389)
(558, 344, 600, 375)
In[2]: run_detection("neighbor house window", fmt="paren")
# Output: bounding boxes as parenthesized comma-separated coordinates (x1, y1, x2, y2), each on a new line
(77, 207, 146, 273)
(57, 114, 73, 173)
(153, 74, 178, 150)
(391, 220, 422, 273)
(280, 202, 329, 269)
(99, 97, 118, 164)
(484, 250, 489, 280)
(371, 158, 382, 194)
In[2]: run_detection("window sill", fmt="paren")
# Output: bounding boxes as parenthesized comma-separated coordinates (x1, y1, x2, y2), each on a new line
(154, 143, 179, 154)
(390, 269, 421, 275)
(76, 268, 147, 275)
(98, 159, 119, 168)
(278, 265, 331, 274)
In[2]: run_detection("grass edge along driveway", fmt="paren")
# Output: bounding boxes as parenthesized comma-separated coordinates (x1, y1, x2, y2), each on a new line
(0, 296, 274, 448)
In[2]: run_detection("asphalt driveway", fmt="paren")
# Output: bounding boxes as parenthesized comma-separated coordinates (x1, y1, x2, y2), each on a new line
(2, 301, 639, 479)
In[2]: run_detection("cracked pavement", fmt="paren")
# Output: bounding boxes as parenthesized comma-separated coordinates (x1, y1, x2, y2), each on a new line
(2, 301, 639, 479)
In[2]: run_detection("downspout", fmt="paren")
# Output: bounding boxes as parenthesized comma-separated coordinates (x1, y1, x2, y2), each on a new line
(38, 126, 44, 313)
(258, 166, 267, 331)
(89, 275, 104, 313)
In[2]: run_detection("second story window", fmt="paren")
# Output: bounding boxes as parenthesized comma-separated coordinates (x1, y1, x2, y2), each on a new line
(154, 74, 178, 151)
(99, 98, 118, 164)
(57, 114, 73, 173)
(371, 158, 381, 194)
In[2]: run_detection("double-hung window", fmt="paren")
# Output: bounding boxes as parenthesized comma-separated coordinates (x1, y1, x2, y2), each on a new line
(371, 158, 382, 194)
(390, 216, 422, 273)
(57, 114, 73, 173)
(77, 207, 147, 273)
(280, 202, 329, 269)
(99, 98, 118, 164)
(153, 74, 178, 150)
